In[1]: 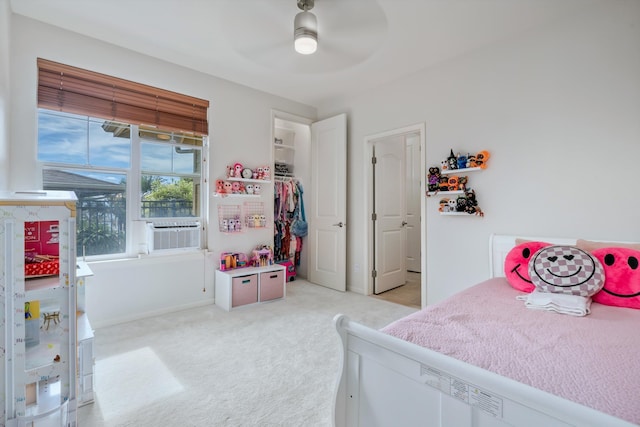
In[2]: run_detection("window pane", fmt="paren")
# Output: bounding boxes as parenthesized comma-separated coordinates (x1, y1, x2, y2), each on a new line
(89, 119, 131, 168)
(38, 110, 88, 165)
(141, 175, 198, 218)
(43, 169, 127, 257)
(174, 147, 200, 174)
(141, 142, 172, 173)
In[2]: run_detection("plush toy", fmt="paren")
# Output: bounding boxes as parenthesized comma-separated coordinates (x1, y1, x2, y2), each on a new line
(592, 247, 640, 309)
(227, 165, 235, 178)
(447, 149, 458, 170)
(263, 166, 271, 180)
(466, 154, 476, 168)
(233, 162, 243, 178)
(438, 198, 449, 212)
(245, 184, 254, 194)
(438, 176, 449, 192)
(231, 182, 241, 194)
(222, 181, 233, 194)
(457, 176, 468, 191)
(504, 241, 551, 293)
(455, 195, 467, 212)
(457, 153, 467, 170)
(215, 179, 224, 194)
(440, 160, 448, 171)
(427, 167, 441, 192)
(463, 189, 484, 216)
(475, 150, 490, 169)
(447, 176, 459, 191)
(447, 199, 457, 212)
(254, 183, 262, 195)
(528, 245, 604, 296)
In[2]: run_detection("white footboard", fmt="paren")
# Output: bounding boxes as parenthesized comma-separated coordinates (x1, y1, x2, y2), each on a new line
(333, 314, 634, 427)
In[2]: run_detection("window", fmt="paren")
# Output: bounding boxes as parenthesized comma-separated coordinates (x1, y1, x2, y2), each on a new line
(37, 59, 209, 258)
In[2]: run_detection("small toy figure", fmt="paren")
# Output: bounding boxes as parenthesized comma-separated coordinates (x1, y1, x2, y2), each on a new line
(228, 218, 236, 232)
(427, 167, 440, 192)
(440, 160, 448, 171)
(223, 181, 233, 194)
(457, 176, 468, 191)
(456, 195, 468, 212)
(262, 166, 271, 180)
(457, 153, 467, 169)
(439, 198, 449, 212)
(447, 199, 457, 212)
(215, 179, 225, 194)
(231, 182, 241, 194)
(447, 176, 459, 191)
(466, 154, 476, 168)
(246, 184, 254, 194)
(475, 150, 490, 169)
(221, 219, 229, 232)
(438, 176, 449, 192)
(464, 189, 484, 216)
(227, 165, 235, 178)
(447, 149, 458, 170)
(259, 214, 266, 227)
(256, 167, 264, 179)
(254, 184, 262, 195)
(233, 162, 243, 178)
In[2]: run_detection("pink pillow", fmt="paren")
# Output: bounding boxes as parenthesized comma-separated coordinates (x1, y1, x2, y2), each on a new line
(592, 247, 640, 309)
(504, 241, 550, 292)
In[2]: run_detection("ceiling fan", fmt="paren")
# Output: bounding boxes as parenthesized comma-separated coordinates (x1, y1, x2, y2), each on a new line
(218, 0, 388, 73)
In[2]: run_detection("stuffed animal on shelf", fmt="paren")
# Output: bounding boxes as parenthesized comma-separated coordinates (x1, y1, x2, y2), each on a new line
(231, 182, 241, 194)
(223, 181, 233, 194)
(456, 195, 468, 212)
(466, 154, 476, 168)
(262, 166, 271, 180)
(245, 184, 254, 194)
(464, 189, 484, 216)
(447, 199, 457, 212)
(427, 167, 441, 192)
(438, 198, 449, 212)
(254, 184, 262, 195)
(457, 176, 468, 191)
(233, 162, 243, 178)
(215, 179, 225, 194)
(447, 175, 459, 191)
(447, 149, 458, 170)
(475, 150, 490, 169)
(438, 176, 449, 192)
(227, 165, 235, 178)
(440, 160, 448, 171)
(457, 153, 467, 170)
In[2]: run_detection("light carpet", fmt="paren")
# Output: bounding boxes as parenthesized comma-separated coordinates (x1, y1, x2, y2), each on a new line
(77, 279, 417, 426)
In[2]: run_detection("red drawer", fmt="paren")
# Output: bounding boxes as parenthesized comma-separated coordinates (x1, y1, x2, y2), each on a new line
(232, 274, 258, 307)
(260, 270, 284, 302)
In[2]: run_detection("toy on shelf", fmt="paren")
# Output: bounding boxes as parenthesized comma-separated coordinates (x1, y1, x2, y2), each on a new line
(475, 150, 490, 169)
(218, 205, 243, 233)
(252, 245, 274, 267)
(244, 201, 266, 228)
(446, 149, 458, 170)
(427, 167, 441, 192)
(220, 251, 249, 271)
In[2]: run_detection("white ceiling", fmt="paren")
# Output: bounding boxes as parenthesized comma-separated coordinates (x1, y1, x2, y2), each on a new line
(10, 0, 602, 107)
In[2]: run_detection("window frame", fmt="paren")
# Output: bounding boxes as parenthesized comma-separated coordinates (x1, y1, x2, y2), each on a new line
(38, 110, 207, 260)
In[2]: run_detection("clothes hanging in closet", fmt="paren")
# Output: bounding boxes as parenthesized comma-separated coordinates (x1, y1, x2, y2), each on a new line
(274, 179, 305, 264)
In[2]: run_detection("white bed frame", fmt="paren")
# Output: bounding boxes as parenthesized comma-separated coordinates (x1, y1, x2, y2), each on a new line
(333, 234, 636, 427)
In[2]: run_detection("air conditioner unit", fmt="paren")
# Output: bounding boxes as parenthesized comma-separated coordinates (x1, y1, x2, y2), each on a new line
(146, 221, 201, 252)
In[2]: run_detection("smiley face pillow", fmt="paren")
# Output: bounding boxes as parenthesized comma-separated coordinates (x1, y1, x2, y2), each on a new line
(591, 247, 640, 309)
(504, 241, 550, 292)
(528, 245, 604, 297)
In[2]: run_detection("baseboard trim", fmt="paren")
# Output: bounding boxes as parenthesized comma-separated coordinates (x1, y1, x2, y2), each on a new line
(90, 299, 215, 329)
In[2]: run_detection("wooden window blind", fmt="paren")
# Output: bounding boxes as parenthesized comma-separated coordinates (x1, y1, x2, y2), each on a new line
(37, 58, 209, 137)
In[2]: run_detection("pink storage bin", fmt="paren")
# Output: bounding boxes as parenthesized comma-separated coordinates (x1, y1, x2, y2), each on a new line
(231, 274, 258, 307)
(260, 270, 284, 301)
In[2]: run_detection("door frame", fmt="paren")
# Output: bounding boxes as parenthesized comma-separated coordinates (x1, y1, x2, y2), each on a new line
(363, 123, 426, 308)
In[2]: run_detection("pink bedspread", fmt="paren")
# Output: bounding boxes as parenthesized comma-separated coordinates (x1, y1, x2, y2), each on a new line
(381, 277, 640, 424)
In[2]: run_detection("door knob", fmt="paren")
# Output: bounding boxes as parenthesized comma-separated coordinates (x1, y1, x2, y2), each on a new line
(401, 221, 408, 227)
(332, 222, 345, 227)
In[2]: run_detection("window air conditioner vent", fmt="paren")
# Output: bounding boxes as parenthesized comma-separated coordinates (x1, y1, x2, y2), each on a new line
(146, 221, 201, 252)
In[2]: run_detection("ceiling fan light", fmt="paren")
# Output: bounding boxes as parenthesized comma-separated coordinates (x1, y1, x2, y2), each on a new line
(294, 10, 318, 55)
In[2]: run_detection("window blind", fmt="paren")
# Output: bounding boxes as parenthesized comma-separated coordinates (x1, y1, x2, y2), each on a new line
(37, 58, 209, 137)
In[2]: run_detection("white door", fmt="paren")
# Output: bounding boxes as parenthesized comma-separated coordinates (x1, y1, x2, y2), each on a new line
(405, 134, 421, 272)
(373, 137, 406, 294)
(308, 114, 347, 291)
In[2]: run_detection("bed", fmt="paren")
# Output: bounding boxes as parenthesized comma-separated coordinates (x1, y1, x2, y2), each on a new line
(333, 234, 640, 427)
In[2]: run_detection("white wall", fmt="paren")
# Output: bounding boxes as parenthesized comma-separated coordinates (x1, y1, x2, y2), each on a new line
(318, 1, 640, 304)
(0, 0, 10, 190)
(9, 15, 316, 327)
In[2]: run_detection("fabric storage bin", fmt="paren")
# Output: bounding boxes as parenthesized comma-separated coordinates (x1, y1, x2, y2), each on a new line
(259, 270, 284, 301)
(231, 274, 258, 307)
